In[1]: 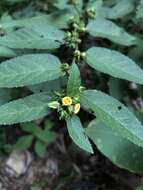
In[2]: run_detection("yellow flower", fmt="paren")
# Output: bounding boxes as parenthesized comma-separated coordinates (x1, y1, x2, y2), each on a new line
(74, 103, 80, 114)
(62, 96, 72, 106)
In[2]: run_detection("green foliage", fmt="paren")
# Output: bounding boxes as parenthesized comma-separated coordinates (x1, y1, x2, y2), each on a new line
(15, 135, 34, 151)
(15, 121, 56, 157)
(66, 115, 93, 153)
(67, 63, 81, 97)
(0, 46, 17, 57)
(34, 140, 47, 157)
(1, 0, 143, 173)
(86, 119, 143, 173)
(31, 185, 42, 190)
(86, 47, 143, 84)
(81, 90, 143, 148)
(0, 54, 63, 87)
(136, 0, 143, 18)
(103, 0, 135, 19)
(0, 93, 51, 124)
(87, 18, 136, 46)
(0, 24, 65, 49)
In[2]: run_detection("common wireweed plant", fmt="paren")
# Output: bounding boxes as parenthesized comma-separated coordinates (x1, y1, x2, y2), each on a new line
(1, 0, 143, 172)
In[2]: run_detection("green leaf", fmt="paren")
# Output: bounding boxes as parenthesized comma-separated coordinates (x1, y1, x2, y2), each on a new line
(15, 135, 33, 151)
(34, 140, 47, 157)
(87, 18, 136, 46)
(20, 122, 38, 133)
(86, 119, 143, 173)
(0, 24, 65, 49)
(44, 120, 54, 130)
(136, 0, 143, 19)
(103, 0, 134, 19)
(67, 63, 81, 97)
(2, 10, 74, 30)
(1, 15, 56, 29)
(0, 92, 51, 125)
(28, 78, 66, 94)
(0, 46, 17, 57)
(66, 115, 93, 153)
(35, 130, 56, 144)
(86, 47, 143, 84)
(0, 54, 62, 87)
(80, 90, 143, 148)
(0, 13, 13, 24)
(45, 9, 75, 28)
(31, 185, 42, 190)
(54, 0, 69, 9)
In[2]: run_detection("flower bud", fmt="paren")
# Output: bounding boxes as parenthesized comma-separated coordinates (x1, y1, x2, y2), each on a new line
(74, 103, 80, 114)
(48, 101, 60, 109)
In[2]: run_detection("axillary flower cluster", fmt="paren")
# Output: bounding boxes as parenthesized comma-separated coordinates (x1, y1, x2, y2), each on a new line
(62, 96, 80, 114)
(48, 95, 80, 120)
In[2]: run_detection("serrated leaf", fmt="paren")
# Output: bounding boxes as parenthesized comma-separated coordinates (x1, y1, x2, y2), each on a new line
(0, 54, 62, 88)
(0, 24, 65, 49)
(87, 18, 136, 46)
(80, 90, 143, 148)
(0, 92, 51, 125)
(15, 135, 33, 151)
(66, 115, 93, 153)
(34, 140, 47, 157)
(67, 63, 81, 97)
(86, 47, 143, 84)
(86, 119, 143, 173)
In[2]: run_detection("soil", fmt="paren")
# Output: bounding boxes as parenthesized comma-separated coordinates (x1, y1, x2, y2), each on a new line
(0, 134, 142, 190)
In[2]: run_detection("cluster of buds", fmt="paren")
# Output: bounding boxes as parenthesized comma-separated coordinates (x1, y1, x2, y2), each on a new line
(65, 15, 86, 48)
(61, 63, 70, 74)
(65, 31, 81, 48)
(74, 50, 86, 61)
(48, 96, 80, 120)
(86, 8, 96, 19)
(69, 15, 86, 33)
(66, 3, 96, 49)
